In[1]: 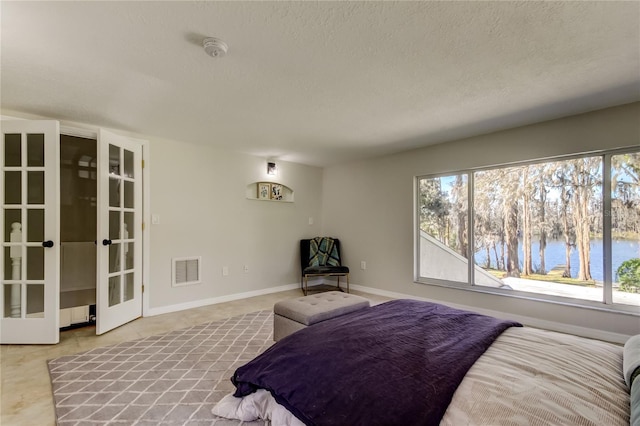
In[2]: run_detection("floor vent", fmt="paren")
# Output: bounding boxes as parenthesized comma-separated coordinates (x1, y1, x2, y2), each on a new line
(172, 257, 201, 287)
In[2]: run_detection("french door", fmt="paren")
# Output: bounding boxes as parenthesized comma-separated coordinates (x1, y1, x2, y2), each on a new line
(96, 129, 143, 335)
(1, 120, 144, 343)
(1, 120, 60, 344)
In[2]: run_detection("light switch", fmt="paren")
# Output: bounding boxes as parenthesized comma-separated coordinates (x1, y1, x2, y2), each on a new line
(151, 214, 160, 225)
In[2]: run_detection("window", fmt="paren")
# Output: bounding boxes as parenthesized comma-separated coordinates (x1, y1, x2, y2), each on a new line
(416, 149, 639, 312)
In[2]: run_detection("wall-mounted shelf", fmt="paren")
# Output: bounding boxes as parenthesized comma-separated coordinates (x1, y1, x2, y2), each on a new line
(246, 182, 294, 202)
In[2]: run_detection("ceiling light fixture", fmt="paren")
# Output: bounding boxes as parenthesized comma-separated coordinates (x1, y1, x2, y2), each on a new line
(203, 37, 228, 58)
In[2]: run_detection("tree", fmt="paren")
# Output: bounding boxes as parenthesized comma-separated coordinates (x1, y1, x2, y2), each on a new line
(451, 175, 468, 257)
(612, 153, 640, 244)
(502, 168, 521, 277)
(567, 157, 601, 281)
(613, 152, 640, 184)
(419, 178, 450, 244)
(474, 169, 505, 270)
(522, 166, 534, 276)
(473, 186, 492, 268)
(535, 166, 550, 274)
(553, 167, 574, 278)
(617, 258, 640, 293)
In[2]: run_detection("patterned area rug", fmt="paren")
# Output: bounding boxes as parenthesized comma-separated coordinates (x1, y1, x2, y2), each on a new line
(48, 311, 273, 425)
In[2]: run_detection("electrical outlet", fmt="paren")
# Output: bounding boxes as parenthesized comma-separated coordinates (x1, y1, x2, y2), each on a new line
(360, 261, 366, 270)
(222, 266, 229, 276)
(243, 265, 249, 273)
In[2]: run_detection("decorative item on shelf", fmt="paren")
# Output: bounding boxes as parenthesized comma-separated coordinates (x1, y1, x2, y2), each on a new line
(257, 182, 271, 200)
(248, 182, 292, 202)
(271, 184, 283, 200)
(267, 161, 277, 176)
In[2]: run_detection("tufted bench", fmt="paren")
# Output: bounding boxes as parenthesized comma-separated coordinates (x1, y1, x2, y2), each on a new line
(273, 291, 370, 341)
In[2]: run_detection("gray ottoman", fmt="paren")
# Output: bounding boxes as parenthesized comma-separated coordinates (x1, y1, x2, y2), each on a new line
(273, 291, 370, 341)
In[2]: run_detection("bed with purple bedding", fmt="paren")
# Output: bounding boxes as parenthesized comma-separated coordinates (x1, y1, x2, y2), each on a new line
(212, 299, 632, 426)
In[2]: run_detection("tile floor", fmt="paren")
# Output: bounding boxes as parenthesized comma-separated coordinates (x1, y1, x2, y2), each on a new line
(1, 289, 391, 425)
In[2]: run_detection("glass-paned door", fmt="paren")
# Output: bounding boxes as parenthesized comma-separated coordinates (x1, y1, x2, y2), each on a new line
(1, 120, 59, 344)
(96, 129, 142, 334)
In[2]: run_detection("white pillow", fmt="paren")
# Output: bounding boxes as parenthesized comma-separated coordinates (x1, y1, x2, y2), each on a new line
(624, 334, 640, 388)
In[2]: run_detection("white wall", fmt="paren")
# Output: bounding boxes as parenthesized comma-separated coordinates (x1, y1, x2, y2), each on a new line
(148, 137, 323, 310)
(1, 109, 325, 314)
(321, 102, 640, 338)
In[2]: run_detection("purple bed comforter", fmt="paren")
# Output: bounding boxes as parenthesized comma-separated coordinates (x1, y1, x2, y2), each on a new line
(232, 299, 521, 426)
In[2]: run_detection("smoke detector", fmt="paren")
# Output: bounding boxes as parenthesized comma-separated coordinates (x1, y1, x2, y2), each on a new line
(203, 37, 228, 58)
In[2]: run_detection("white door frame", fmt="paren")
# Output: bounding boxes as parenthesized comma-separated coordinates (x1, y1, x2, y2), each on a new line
(0, 120, 150, 342)
(141, 142, 150, 318)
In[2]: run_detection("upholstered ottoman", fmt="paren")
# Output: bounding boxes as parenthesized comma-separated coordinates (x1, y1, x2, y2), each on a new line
(273, 291, 370, 341)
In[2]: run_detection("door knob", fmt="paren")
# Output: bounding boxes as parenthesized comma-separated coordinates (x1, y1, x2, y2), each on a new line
(42, 240, 54, 248)
(102, 239, 112, 246)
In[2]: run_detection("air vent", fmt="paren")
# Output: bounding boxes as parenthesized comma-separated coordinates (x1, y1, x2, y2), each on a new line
(172, 257, 201, 287)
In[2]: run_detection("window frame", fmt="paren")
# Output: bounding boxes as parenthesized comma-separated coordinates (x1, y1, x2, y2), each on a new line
(415, 147, 640, 316)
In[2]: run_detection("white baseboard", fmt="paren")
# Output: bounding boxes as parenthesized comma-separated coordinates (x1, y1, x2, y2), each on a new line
(349, 284, 631, 344)
(145, 283, 300, 317)
(145, 278, 332, 317)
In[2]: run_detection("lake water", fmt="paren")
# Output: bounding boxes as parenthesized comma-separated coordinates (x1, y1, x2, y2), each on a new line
(474, 239, 640, 282)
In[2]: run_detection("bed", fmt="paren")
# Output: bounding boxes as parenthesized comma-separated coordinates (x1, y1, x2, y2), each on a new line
(212, 299, 637, 425)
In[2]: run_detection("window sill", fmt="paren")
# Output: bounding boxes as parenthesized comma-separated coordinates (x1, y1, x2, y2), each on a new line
(415, 278, 640, 317)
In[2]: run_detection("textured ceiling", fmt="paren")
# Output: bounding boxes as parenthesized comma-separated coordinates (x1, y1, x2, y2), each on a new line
(1, 1, 639, 166)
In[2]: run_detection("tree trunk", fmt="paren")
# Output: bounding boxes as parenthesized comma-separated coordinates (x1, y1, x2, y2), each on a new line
(485, 245, 491, 269)
(538, 180, 547, 274)
(571, 160, 594, 282)
(573, 190, 593, 281)
(561, 186, 572, 278)
(445, 222, 450, 247)
(539, 230, 546, 274)
(457, 212, 467, 257)
(499, 233, 506, 271)
(455, 175, 467, 258)
(505, 202, 520, 277)
(522, 169, 533, 276)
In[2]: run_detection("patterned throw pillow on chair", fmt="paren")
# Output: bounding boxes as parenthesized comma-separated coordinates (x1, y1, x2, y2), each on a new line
(309, 237, 341, 267)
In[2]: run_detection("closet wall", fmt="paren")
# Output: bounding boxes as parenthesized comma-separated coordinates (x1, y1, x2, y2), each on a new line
(59, 134, 97, 310)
